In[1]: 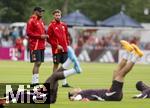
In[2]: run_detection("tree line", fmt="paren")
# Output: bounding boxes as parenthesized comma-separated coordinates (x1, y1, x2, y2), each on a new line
(0, 0, 150, 24)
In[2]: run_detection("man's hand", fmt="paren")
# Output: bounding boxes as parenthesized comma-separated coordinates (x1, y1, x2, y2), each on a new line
(81, 98, 90, 102)
(57, 45, 64, 52)
(0, 98, 6, 107)
(41, 34, 49, 39)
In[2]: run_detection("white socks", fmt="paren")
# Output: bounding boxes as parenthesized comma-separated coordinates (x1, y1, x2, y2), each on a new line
(62, 58, 77, 77)
(130, 53, 140, 63)
(32, 74, 39, 84)
(122, 51, 130, 60)
(62, 58, 73, 85)
(62, 79, 67, 85)
(122, 50, 140, 63)
(62, 58, 72, 69)
(63, 68, 76, 77)
(62, 58, 72, 85)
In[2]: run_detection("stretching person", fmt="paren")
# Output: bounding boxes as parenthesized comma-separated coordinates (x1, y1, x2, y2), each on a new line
(0, 46, 82, 105)
(68, 40, 144, 101)
(0, 40, 144, 104)
(44, 46, 82, 103)
(133, 81, 150, 99)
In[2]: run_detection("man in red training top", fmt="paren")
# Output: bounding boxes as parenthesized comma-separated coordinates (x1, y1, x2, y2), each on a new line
(26, 7, 48, 85)
(47, 9, 71, 87)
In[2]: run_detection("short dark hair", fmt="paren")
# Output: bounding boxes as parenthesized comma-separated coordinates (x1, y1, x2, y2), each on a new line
(33, 7, 45, 12)
(68, 92, 73, 99)
(52, 9, 61, 15)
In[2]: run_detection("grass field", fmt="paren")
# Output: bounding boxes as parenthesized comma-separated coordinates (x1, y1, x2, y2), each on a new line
(0, 60, 150, 108)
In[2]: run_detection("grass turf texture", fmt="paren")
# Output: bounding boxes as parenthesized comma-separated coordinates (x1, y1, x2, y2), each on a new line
(0, 60, 150, 108)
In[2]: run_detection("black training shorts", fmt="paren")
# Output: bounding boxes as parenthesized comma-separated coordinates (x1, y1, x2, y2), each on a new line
(53, 52, 68, 64)
(30, 49, 44, 62)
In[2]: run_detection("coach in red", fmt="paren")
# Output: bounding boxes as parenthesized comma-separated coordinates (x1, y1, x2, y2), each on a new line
(47, 9, 71, 87)
(26, 7, 48, 85)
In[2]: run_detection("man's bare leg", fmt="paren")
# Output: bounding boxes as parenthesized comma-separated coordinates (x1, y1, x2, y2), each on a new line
(53, 63, 70, 87)
(112, 59, 127, 80)
(115, 43, 144, 82)
(32, 62, 41, 84)
(44, 58, 81, 103)
(115, 61, 135, 82)
(53, 63, 59, 73)
(112, 40, 134, 80)
(107, 41, 143, 101)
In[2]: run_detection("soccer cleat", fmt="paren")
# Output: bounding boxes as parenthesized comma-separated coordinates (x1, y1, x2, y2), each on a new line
(67, 46, 82, 73)
(131, 44, 144, 57)
(120, 40, 133, 52)
(62, 83, 72, 88)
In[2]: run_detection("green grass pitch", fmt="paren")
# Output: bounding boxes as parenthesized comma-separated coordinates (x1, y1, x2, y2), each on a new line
(0, 60, 150, 108)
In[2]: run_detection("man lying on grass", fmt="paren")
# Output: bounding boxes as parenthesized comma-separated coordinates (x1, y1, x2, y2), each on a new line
(133, 81, 150, 99)
(68, 41, 145, 101)
(0, 46, 82, 106)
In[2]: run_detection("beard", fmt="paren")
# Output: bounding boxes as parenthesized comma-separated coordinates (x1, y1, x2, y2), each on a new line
(55, 18, 60, 22)
(38, 15, 42, 18)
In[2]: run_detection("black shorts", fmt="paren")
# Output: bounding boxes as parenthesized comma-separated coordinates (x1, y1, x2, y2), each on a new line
(30, 50, 44, 63)
(53, 52, 68, 64)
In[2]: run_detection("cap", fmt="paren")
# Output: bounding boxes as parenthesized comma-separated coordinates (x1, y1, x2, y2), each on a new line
(33, 7, 45, 12)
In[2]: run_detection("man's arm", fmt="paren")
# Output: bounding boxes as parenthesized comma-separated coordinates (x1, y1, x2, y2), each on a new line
(27, 19, 48, 39)
(0, 98, 6, 106)
(133, 89, 150, 99)
(47, 24, 64, 52)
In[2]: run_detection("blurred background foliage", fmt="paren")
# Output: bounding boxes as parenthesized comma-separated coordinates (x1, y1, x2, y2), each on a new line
(0, 0, 150, 24)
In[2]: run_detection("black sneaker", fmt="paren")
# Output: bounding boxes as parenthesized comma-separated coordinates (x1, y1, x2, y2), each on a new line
(62, 83, 72, 88)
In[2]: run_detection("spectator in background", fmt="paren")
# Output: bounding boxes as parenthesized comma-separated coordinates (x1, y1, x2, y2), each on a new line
(1, 36, 13, 47)
(129, 36, 140, 45)
(15, 37, 24, 60)
(145, 43, 150, 50)
(1, 27, 13, 47)
(0, 27, 3, 46)
(12, 27, 19, 40)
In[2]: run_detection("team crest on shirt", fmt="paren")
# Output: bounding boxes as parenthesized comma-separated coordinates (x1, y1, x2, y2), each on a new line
(55, 27, 58, 30)
(41, 22, 44, 27)
(62, 26, 65, 31)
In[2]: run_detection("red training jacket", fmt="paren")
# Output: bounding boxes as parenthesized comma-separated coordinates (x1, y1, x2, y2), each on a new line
(26, 15, 46, 50)
(47, 20, 70, 54)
